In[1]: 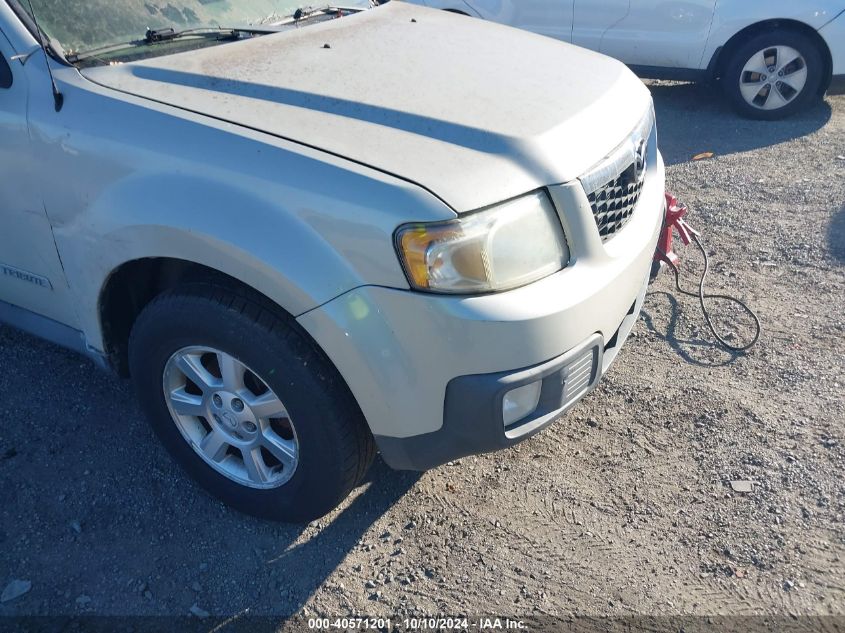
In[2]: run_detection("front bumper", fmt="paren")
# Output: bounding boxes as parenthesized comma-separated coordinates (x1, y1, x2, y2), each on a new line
(298, 150, 665, 471)
(376, 275, 648, 470)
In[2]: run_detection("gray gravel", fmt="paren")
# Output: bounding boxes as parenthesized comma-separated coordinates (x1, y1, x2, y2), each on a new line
(0, 83, 843, 619)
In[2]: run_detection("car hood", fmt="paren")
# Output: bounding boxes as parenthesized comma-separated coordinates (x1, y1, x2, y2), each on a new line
(80, 2, 652, 212)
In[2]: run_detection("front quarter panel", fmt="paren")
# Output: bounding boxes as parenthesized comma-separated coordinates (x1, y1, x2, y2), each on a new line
(31, 65, 455, 351)
(820, 12, 845, 75)
(702, 1, 845, 69)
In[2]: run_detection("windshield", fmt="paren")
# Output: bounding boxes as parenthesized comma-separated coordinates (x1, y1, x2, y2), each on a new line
(18, 0, 371, 56)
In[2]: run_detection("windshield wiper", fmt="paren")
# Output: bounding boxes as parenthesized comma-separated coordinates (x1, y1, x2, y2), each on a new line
(66, 26, 279, 64)
(143, 26, 272, 44)
(292, 6, 332, 21)
(145, 27, 191, 43)
(264, 5, 364, 26)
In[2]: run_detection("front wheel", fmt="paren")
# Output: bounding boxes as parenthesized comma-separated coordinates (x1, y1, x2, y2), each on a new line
(722, 29, 825, 120)
(128, 284, 375, 522)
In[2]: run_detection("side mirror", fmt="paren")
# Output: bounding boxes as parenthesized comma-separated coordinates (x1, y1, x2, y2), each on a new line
(0, 54, 12, 89)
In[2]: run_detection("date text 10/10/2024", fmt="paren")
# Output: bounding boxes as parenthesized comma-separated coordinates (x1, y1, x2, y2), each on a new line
(307, 618, 527, 630)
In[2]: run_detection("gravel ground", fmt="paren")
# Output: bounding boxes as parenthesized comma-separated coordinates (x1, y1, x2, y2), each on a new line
(1, 83, 843, 625)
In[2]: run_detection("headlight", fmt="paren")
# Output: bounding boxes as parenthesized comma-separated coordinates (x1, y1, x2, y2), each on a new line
(395, 191, 569, 294)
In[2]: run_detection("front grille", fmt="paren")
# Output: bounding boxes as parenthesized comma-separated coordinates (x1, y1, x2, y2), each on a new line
(579, 107, 654, 243)
(587, 167, 645, 241)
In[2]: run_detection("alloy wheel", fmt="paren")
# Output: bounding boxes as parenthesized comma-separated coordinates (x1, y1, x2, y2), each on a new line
(738, 45, 808, 111)
(162, 346, 299, 489)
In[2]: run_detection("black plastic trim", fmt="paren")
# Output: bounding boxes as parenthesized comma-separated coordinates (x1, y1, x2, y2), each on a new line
(705, 46, 723, 80)
(627, 64, 707, 82)
(0, 52, 11, 89)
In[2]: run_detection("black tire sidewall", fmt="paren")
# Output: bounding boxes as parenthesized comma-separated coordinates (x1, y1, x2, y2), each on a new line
(722, 30, 824, 120)
(129, 289, 364, 522)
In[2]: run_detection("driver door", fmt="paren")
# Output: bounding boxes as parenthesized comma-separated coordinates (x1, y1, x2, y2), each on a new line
(573, 0, 718, 69)
(462, 0, 575, 42)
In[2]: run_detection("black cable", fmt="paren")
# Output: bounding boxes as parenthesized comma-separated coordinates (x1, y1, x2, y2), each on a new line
(659, 235, 761, 352)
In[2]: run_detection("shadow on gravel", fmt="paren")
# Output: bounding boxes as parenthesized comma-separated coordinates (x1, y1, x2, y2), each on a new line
(649, 82, 832, 166)
(255, 461, 421, 615)
(828, 205, 845, 264)
(640, 291, 741, 367)
(0, 325, 419, 618)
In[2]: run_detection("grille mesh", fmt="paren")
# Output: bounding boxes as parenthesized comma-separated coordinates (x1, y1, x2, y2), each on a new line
(587, 166, 644, 242)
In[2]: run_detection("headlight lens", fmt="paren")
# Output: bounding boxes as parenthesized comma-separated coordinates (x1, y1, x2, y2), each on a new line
(395, 191, 569, 293)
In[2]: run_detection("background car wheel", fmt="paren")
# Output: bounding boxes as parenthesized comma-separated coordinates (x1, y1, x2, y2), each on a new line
(128, 284, 376, 522)
(722, 29, 825, 120)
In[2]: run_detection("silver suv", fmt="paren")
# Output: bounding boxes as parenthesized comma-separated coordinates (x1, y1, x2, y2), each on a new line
(0, 0, 664, 521)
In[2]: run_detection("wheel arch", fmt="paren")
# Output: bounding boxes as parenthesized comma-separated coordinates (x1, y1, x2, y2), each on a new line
(99, 257, 310, 376)
(708, 19, 833, 93)
(55, 171, 389, 371)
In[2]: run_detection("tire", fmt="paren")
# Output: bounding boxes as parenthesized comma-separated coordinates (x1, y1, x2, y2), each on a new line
(128, 284, 375, 522)
(722, 28, 825, 120)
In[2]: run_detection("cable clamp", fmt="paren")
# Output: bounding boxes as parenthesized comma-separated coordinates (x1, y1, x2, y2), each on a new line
(664, 193, 700, 246)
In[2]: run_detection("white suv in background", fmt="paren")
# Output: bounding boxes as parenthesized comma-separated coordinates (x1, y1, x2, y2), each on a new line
(410, 0, 845, 119)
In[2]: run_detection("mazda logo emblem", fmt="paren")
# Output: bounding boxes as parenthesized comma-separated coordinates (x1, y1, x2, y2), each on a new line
(632, 138, 647, 183)
(220, 411, 239, 429)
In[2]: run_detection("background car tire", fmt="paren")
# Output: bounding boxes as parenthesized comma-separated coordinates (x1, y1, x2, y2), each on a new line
(722, 28, 825, 120)
(128, 284, 376, 522)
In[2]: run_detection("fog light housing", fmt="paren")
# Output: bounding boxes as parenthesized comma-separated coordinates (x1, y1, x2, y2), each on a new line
(502, 381, 542, 428)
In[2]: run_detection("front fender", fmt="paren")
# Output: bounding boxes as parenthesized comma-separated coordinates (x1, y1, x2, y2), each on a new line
(50, 169, 409, 351)
(702, 2, 845, 70)
(29, 71, 455, 351)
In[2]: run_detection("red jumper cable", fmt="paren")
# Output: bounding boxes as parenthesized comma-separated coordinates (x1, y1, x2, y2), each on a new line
(652, 193, 761, 352)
